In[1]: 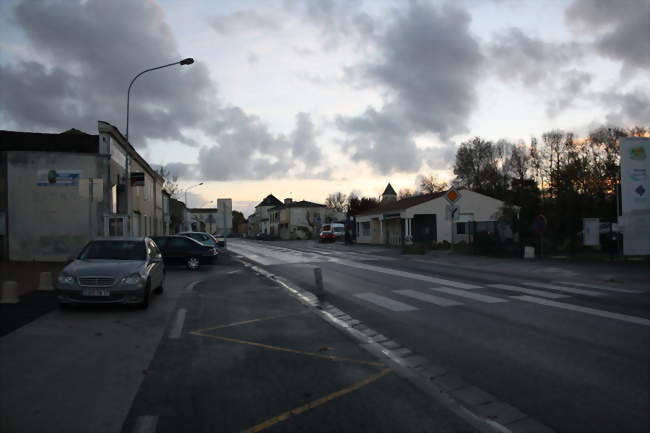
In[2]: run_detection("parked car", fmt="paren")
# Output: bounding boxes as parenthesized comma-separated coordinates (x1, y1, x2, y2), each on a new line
(319, 230, 336, 243)
(152, 235, 218, 270)
(55, 237, 164, 309)
(211, 232, 227, 247)
(178, 231, 223, 248)
(322, 223, 346, 240)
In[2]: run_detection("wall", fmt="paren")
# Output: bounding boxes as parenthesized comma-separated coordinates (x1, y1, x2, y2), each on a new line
(406, 191, 503, 243)
(216, 199, 232, 235)
(7, 151, 107, 261)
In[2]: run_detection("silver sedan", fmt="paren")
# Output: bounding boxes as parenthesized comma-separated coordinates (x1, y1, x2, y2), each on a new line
(55, 237, 165, 309)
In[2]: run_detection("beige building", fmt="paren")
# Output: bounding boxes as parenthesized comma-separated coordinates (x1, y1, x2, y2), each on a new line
(269, 199, 344, 240)
(0, 121, 165, 261)
(253, 194, 283, 235)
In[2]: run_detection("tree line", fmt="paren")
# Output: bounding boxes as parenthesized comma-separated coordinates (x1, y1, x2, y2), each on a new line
(326, 124, 647, 252)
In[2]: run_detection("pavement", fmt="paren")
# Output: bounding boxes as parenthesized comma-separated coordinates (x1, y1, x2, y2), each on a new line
(0, 254, 477, 433)
(227, 238, 650, 433)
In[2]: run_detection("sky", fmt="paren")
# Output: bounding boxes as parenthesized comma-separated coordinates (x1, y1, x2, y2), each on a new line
(1, 0, 649, 217)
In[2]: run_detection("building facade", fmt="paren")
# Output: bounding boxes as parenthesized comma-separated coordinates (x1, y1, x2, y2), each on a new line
(355, 184, 511, 247)
(269, 198, 345, 240)
(253, 194, 283, 235)
(0, 121, 165, 261)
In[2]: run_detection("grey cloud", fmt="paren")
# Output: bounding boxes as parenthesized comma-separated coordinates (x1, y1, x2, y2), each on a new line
(488, 27, 584, 88)
(207, 10, 280, 35)
(602, 89, 650, 127)
(546, 70, 593, 118)
(566, 0, 649, 73)
(247, 52, 259, 66)
(2, 0, 214, 148)
(336, 2, 482, 174)
(291, 112, 323, 167)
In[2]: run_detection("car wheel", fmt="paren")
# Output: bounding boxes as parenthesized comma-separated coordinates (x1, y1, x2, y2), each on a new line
(186, 257, 201, 270)
(155, 271, 165, 294)
(138, 280, 151, 309)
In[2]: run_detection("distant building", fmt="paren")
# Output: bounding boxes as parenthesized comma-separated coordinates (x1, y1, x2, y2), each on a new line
(254, 194, 283, 235)
(354, 184, 512, 247)
(186, 200, 232, 235)
(0, 121, 164, 261)
(269, 198, 345, 240)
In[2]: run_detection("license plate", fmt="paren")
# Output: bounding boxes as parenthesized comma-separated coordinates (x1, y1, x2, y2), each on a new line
(82, 289, 110, 297)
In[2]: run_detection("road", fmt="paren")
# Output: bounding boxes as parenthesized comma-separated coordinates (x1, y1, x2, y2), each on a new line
(227, 238, 650, 433)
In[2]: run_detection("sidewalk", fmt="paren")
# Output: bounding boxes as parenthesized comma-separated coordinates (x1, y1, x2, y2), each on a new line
(119, 259, 474, 433)
(0, 261, 65, 296)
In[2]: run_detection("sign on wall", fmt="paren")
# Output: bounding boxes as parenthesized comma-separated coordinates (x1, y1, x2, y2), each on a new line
(36, 170, 81, 186)
(620, 137, 650, 255)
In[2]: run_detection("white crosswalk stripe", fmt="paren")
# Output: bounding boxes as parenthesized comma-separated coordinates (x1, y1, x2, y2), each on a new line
(554, 281, 646, 294)
(512, 295, 650, 327)
(488, 284, 570, 299)
(394, 289, 463, 307)
(354, 293, 419, 311)
(428, 286, 508, 303)
(520, 281, 605, 297)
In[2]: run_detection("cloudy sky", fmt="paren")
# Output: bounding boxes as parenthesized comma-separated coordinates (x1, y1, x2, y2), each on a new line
(1, 0, 648, 216)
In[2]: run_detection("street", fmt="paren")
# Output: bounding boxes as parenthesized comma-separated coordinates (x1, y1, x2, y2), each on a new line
(227, 239, 650, 433)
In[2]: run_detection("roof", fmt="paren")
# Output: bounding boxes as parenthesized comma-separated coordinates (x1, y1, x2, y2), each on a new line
(255, 194, 283, 208)
(270, 200, 326, 211)
(355, 191, 447, 216)
(0, 129, 99, 153)
(382, 183, 397, 196)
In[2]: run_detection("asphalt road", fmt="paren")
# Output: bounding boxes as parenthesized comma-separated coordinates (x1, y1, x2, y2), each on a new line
(228, 238, 650, 433)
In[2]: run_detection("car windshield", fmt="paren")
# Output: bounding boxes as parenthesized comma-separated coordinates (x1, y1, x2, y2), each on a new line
(79, 241, 146, 260)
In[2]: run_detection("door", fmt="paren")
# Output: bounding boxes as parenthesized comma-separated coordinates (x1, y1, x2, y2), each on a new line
(166, 237, 195, 262)
(412, 214, 437, 245)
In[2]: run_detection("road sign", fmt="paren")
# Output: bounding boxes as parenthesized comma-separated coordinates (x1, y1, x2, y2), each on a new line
(534, 214, 547, 233)
(445, 205, 460, 221)
(444, 188, 462, 204)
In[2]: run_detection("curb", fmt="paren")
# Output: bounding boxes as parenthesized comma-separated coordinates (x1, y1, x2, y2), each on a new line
(235, 255, 555, 433)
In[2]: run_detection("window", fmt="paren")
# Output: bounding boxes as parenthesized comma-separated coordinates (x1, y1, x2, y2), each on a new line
(456, 222, 466, 234)
(170, 237, 193, 248)
(361, 222, 371, 236)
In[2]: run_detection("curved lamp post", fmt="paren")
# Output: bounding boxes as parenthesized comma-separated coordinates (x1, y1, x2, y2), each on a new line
(126, 57, 194, 141)
(184, 182, 204, 207)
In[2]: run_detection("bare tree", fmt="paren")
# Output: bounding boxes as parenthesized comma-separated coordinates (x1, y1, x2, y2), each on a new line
(398, 188, 415, 200)
(417, 174, 448, 193)
(325, 192, 347, 212)
(157, 166, 181, 198)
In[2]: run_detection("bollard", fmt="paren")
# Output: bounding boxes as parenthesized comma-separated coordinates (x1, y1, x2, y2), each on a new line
(524, 246, 535, 259)
(1, 281, 20, 304)
(313, 267, 325, 299)
(38, 272, 54, 291)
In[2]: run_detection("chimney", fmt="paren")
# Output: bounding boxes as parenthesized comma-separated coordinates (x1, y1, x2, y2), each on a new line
(284, 198, 293, 204)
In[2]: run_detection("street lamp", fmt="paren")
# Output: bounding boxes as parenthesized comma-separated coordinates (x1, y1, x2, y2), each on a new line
(184, 182, 204, 207)
(126, 57, 194, 141)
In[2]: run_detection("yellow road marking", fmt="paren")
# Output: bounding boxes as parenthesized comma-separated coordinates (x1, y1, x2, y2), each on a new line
(190, 331, 384, 367)
(241, 368, 393, 433)
(192, 311, 308, 334)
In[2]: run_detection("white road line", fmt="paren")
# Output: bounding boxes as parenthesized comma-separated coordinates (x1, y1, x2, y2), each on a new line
(554, 281, 646, 294)
(520, 281, 605, 297)
(355, 293, 419, 312)
(488, 284, 570, 299)
(428, 286, 508, 303)
(513, 295, 650, 326)
(394, 289, 463, 307)
(185, 280, 201, 292)
(169, 308, 187, 339)
(331, 259, 482, 289)
(132, 415, 159, 433)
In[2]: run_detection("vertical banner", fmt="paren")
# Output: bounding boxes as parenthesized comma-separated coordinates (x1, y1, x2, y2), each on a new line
(620, 137, 650, 255)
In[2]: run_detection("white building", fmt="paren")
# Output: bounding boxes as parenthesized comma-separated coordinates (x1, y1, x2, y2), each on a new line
(269, 199, 344, 240)
(254, 194, 283, 235)
(355, 183, 511, 247)
(0, 122, 165, 261)
(187, 198, 233, 235)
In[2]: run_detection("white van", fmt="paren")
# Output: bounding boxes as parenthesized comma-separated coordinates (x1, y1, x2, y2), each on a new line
(322, 223, 345, 239)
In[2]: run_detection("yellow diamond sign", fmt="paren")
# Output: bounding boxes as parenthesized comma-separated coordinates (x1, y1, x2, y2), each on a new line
(444, 188, 461, 204)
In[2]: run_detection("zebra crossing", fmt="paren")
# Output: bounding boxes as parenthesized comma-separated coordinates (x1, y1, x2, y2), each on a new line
(354, 279, 650, 327)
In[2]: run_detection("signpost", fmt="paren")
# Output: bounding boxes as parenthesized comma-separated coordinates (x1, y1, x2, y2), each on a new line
(444, 188, 462, 251)
(534, 214, 547, 258)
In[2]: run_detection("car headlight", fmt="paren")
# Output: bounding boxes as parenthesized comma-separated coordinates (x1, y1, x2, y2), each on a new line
(57, 273, 75, 284)
(120, 274, 144, 285)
